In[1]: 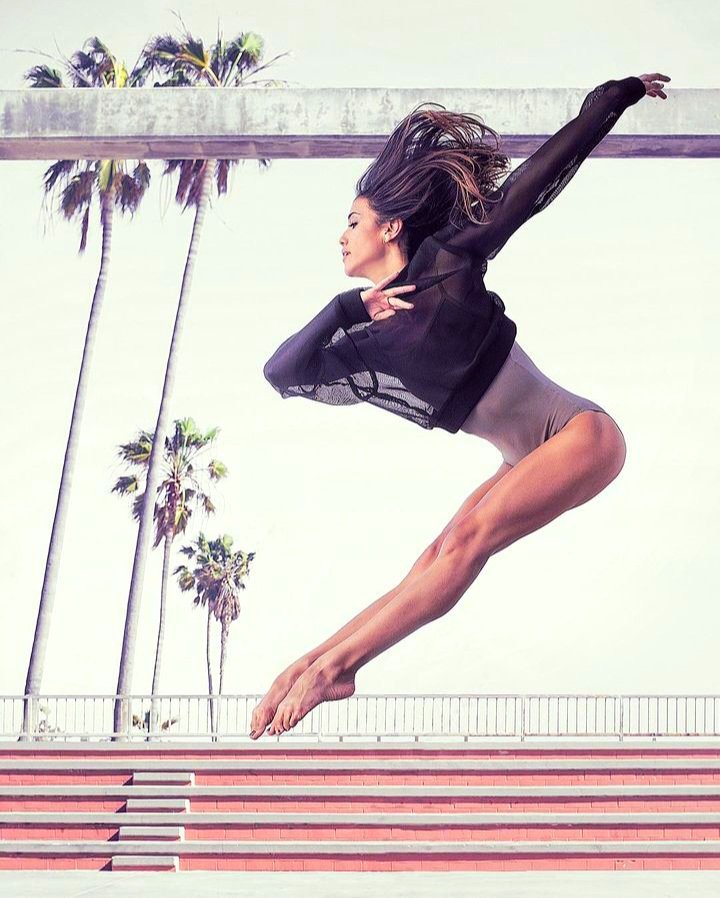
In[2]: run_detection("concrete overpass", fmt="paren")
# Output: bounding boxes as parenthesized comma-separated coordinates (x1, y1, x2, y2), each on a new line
(0, 86, 717, 160)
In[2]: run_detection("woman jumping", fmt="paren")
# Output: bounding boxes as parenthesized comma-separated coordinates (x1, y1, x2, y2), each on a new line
(251, 72, 670, 739)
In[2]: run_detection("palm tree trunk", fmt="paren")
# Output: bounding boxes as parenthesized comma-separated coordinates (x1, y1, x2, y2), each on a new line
(20, 188, 116, 742)
(113, 162, 214, 740)
(147, 534, 173, 740)
(219, 620, 228, 696)
(206, 603, 216, 738)
(217, 618, 229, 743)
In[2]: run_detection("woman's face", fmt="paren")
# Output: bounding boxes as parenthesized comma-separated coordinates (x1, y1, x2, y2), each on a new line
(338, 195, 386, 279)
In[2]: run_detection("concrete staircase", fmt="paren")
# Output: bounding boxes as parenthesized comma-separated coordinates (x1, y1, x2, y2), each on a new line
(2, 740, 720, 871)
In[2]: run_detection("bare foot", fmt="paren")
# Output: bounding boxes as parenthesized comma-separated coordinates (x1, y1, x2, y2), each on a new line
(267, 659, 356, 735)
(249, 657, 311, 739)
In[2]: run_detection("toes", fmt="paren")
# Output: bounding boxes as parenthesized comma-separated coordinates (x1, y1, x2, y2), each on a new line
(250, 708, 266, 736)
(266, 705, 299, 736)
(272, 695, 293, 733)
(268, 706, 284, 735)
(251, 702, 267, 727)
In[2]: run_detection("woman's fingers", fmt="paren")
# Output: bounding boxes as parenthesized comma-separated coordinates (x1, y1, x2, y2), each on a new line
(383, 284, 416, 302)
(638, 73, 671, 99)
(368, 279, 417, 320)
(373, 296, 416, 319)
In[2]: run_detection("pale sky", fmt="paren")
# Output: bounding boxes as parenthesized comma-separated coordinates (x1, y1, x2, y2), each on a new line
(0, 1, 718, 713)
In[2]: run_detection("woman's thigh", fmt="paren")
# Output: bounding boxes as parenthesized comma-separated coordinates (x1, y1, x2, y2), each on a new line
(442, 408, 626, 562)
(441, 338, 627, 559)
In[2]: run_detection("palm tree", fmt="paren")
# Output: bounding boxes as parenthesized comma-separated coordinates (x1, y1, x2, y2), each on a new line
(19, 38, 151, 741)
(112, 17, 290, 739)
(111, 417, 228, 737)
(175, 533, 254, 738)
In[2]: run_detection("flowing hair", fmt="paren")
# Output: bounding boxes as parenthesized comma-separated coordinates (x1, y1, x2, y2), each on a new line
(355, 101, 511, 259)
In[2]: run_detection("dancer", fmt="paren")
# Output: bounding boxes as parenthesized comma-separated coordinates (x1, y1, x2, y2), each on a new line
(252, 72, 670, 738)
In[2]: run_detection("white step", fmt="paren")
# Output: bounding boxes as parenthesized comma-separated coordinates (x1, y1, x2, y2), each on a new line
(124, 798, 189, 812)
(131, 771, 194, 785)
(118, 825, 184, 840)
(111, 854, 179, 871)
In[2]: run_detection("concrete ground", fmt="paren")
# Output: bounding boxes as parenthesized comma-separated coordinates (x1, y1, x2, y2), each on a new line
(2, 871, 720, 897)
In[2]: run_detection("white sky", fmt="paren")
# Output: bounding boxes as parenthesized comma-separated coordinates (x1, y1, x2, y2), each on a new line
(0, 1, 718, 709)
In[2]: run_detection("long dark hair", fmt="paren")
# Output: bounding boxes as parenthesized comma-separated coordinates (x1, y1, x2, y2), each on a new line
(355, 101, 511, 259)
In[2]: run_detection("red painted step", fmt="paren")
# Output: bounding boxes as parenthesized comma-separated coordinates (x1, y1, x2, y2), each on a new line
(4, 846, 720, 872)
(4, 769, 720, 786)
(6, 792, 720, 814)
(190, 794, 720, 813)
(4, 821, 720, 841)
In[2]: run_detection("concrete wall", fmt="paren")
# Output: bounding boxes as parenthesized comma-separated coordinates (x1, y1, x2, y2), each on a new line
(1, 86, 717, 160)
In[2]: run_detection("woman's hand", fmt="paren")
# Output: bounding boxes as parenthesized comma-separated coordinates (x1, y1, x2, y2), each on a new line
(361, 270, 416, 321)
(637, 73, 671, 99)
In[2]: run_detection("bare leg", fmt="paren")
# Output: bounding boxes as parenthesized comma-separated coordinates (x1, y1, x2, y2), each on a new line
(267, 411, 626, 735)
(249, 459, 513, 737)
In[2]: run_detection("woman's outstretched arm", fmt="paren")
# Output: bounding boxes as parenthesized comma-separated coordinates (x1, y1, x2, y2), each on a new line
(435, 74, 653, 261)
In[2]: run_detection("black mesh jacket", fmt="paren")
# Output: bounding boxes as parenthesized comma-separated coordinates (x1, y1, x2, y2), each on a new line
(263, 76, 646, 433)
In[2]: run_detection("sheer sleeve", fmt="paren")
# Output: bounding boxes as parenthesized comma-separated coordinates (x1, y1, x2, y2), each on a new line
(435, 75, 646, 260)
(262, 286, 376, 403)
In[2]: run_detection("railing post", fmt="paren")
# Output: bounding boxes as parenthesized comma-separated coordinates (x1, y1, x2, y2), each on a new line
(521, 695, 527, 742)
(29, 695, 38, 740)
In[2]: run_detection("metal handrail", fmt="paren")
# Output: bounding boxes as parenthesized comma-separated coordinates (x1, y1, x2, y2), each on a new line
(3, 693, 720, 742)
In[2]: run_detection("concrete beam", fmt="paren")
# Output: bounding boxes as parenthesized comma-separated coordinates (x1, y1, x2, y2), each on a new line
(1, 87, 717, 161)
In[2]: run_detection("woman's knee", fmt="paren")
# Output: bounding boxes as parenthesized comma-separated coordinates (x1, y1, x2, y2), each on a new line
(427, 461, 512, 559)
(436, 514, 495, 565)
(432, 516, 489, 563)
(408, 542, 443, 579)
(605, 413, 627, 474)
(589, 410, 627, 479)
(566, 409, 626, 480)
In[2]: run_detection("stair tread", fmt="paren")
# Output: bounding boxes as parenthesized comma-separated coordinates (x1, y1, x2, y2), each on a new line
(4, 838, 720, 855)
(4, 757, 720, 770)
(4, 783, 720, 795)
(4, 810, 720, 823)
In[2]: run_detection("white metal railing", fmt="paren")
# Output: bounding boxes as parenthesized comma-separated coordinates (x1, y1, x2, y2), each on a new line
(3, 694, 720, 742)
